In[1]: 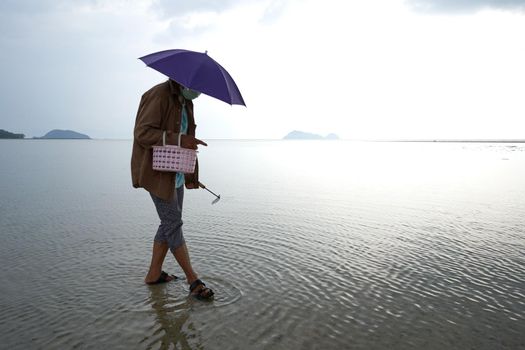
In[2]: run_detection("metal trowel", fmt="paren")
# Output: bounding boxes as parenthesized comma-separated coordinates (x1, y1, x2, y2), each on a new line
(199, 182, 221, 204)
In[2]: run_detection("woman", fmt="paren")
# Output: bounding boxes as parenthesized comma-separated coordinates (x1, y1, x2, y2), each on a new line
(131, 78, 213, 300)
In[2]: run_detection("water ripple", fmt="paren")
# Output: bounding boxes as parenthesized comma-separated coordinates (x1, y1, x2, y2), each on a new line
(1, 140, 525, 349)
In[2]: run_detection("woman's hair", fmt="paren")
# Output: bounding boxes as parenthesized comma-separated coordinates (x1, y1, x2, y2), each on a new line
(169, 79, 181, 89)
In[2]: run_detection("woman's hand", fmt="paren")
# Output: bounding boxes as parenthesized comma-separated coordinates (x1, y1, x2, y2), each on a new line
(185, 182, 199, 189)
(180, 135, 207, 150)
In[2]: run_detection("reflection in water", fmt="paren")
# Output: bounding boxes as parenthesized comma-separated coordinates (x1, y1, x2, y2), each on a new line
(142, 285, 203, 350)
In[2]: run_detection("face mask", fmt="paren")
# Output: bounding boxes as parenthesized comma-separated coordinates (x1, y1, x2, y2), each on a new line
(181, 86, 201, 100)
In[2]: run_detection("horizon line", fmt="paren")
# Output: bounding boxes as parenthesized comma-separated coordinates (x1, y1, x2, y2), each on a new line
(7, 137, 524, 143)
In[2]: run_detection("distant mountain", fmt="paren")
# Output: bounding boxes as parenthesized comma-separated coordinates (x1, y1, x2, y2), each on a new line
(284, 130, 323, 140)
(36, 129, 90, 139)
(283, 130, 340, 140)
(0, 129, 25, 139)
(325, 133, 339, 140)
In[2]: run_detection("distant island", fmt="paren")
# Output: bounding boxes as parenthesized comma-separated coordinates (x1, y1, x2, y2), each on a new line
(0, 129, 25, 139)
(283, 130, 339, 140)
(34, 129, 91, 139)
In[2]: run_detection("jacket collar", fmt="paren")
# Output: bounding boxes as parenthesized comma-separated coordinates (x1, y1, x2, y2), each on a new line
(168, 79, 194, 108)
(168, 79, 182, 96)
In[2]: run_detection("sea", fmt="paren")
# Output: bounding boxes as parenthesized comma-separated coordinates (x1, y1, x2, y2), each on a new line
(0, 139, 524, 350)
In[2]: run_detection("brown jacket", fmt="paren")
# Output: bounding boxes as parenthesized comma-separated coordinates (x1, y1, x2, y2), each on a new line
(131, 80, 199, 201)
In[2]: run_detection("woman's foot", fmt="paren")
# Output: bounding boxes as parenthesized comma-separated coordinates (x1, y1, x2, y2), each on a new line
(145, 271, 177, 285)
(189, 279, 214, 300)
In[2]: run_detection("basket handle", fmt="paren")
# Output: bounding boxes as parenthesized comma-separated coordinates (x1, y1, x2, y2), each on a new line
(162, 131, 182, 147)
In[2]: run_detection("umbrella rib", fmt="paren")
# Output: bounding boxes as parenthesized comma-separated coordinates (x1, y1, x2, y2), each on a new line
(187, 59, 207, 87)
(216, 66, 234, 105)
(189, 60, 232, 104)
(212, 60, 244, 105)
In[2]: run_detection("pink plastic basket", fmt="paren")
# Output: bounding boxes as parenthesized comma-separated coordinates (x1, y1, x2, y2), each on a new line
(152, 132, 197, 174)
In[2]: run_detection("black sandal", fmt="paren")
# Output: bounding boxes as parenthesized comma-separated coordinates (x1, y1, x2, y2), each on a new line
(146, 271, 177, 285)
(189, 279, 214, 300)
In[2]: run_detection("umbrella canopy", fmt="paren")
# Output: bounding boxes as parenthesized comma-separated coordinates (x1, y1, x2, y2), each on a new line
(139, 49, 246, 106)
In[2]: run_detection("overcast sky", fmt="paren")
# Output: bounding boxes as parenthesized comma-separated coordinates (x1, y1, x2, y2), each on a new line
(1, 0, 525, 140)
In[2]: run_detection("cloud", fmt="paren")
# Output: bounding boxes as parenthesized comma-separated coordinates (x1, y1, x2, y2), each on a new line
(2, 0, 525, 140)
(0, 0, 166, 138)
(151, 0, 240, 18)
(0, 0, 283, 139)
(0, 0, 66, 13)
(151, 0, 289, 40)
(406, 0, 525, 13)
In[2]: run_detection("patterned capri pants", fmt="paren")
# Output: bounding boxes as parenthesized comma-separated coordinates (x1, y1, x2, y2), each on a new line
(150, 186, 185, 252)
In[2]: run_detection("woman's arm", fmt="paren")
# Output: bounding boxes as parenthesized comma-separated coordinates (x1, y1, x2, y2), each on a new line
(133, 93, 179, 147)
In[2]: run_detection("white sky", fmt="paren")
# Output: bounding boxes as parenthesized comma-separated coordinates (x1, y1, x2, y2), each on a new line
(1, 0, 525, 140)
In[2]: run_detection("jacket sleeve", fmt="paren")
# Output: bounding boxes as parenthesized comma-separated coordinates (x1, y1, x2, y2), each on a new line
(133, 93, 179, 148)
(185, 157, 199, 188)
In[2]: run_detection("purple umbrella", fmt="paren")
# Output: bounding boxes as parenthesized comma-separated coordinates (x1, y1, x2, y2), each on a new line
(139, 49, 246, 106)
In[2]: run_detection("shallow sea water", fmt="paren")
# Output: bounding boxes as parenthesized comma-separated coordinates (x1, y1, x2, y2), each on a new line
(0, 140, 524, 349)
